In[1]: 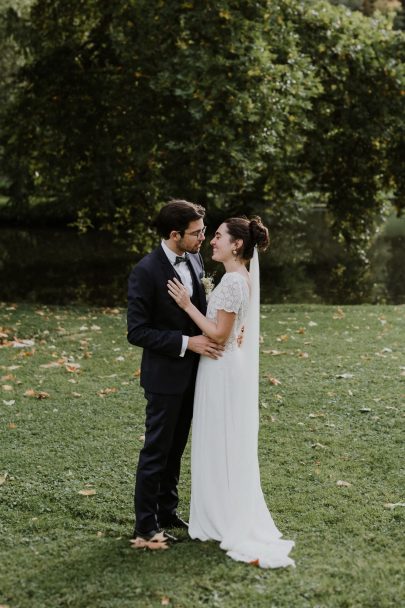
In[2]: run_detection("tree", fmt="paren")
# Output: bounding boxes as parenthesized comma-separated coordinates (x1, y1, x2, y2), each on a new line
(0, 0, 403, 299)
(289, 1, 405, 299)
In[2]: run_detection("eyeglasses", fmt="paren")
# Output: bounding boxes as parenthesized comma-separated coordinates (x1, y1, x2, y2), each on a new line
(183, 226, 207, 238)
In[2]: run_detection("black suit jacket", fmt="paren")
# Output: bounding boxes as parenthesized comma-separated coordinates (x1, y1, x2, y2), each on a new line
(127, 245, 207, 395)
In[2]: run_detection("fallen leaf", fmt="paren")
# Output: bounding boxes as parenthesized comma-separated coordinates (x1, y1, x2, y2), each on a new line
(298, 351, 309, 358)
(2, 385, 13, 391)
(262, 349, 286, 356)
(138, 434, 145, 442)
(296, 327, 306, 334)
(249, 559, 260, 566)
(72, 392, 82, 398)
(383, 502, 405, 510)
(134, 369, 141, 378)
(130, 532, 169, 551)
(1, 374, 15, 381)
(65, 363, 81, 373)
(8, 423, 17, 429)
(308, 321, 318, 327)
(3, 400, 15, 406)
(40, 361, 63, 369)
(336, 480, 352, 487)
(0, 472, 8, 485)
(360, 408, 371, 413)
(266, 375, 281, 386)
(91, 325, 101, 331)
(115, 356, 125, 362)
(98, 387, 118, 397)
(12, 339, 35, 348)
(24, 389, 50, 399)
(309, 412, 325, 418)
(276, 334, 289, 342)
(161, 597, 171, 606)
(78, 489, 96, 496)
(336, 373, 354, 379)
(333, 307, 345, 319)
(311, 442, 327, 449)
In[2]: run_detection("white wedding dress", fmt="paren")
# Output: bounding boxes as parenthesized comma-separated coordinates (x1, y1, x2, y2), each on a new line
(189, 251, 295, 568)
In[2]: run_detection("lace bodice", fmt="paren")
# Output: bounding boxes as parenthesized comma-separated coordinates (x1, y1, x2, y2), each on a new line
(206, 272, 250, 351)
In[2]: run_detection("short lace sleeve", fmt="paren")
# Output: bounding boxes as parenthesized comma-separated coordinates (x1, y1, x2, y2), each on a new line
(216, 273, 243, 314)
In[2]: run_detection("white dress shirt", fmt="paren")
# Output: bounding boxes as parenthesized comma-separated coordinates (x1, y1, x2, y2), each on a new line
(161, 240, 193, 357)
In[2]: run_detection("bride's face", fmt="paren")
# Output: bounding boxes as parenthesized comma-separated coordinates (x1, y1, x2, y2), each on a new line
(210, 223, 234, 262)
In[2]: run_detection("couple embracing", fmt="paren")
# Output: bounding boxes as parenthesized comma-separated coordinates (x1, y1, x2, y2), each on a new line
(127, 200, 295, 568)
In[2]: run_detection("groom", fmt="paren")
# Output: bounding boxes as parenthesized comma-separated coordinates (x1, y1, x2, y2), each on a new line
(127, 200, 223, 542)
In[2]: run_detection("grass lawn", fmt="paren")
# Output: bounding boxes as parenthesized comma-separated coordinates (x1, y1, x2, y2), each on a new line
(0, 302, 404, 608)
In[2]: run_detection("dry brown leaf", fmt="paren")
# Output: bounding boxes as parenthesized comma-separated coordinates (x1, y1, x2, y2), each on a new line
(298, 351, 309, 358)
(65, 363, 81, 373)
(130, 532, 169, 551)
(8, 423, 16, 429)
(249, 559, 260, 567)
(333, 307, 345, 319)
(78, 489, 97, 496)
(309, 412, 325, 418)
(1, 374, 15, 382)
(24, 389, 49, 399)
(262, 349, 286, 356)
(311, 442, 327, 449)
(98, 387, 118, 397)
(276, 334, 289, 342)
(0, 472, 8, 485)
(161, 597, 171, 606)
(2, 385, 13, 391)
(138, 434, 145, 442)
(40, 361, 63, 369)
(134, 368, 141, 378)
(266, 375, 281, 386)
(336, 480, 352, 488)
(296, 327, 306, 334)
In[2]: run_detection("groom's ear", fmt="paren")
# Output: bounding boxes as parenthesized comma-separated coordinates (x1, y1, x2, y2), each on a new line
(169, 230, 180, 241)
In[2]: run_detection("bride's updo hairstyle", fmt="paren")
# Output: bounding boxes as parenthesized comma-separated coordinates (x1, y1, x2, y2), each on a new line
(224, 216, 269, 261)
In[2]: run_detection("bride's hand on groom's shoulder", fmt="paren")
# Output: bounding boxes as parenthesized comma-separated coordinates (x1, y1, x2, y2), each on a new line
(187, 336, 224, 359)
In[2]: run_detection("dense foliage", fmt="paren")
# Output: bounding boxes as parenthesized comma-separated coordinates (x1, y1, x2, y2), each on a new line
(0, 0, 404, 298)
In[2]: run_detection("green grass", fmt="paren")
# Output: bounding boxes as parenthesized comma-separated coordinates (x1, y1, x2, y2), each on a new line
(0, 302, 404, 608)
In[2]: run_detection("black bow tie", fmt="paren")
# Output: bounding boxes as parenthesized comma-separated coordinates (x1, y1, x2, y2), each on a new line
(174, 255, 188, 265)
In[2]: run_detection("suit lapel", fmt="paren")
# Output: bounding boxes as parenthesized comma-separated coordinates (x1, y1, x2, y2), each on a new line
(156, 245, 206, 312)
(187, 255, 207, 312)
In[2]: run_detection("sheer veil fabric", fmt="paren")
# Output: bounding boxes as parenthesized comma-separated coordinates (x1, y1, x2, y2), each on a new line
(189, 248, 295, 568)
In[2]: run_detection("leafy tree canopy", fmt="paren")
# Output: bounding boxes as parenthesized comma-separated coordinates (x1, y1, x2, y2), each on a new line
(0, 0, 404, 277)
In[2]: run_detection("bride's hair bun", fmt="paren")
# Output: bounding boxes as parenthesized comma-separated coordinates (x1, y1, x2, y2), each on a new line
(248, 216, 269, 253)
(224, 215, 269, 261)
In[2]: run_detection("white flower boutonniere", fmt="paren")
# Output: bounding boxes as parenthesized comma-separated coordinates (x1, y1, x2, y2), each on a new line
(201, 274, 215, 300)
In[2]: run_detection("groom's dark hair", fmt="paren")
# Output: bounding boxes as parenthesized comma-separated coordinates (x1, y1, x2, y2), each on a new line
(153, 199, 206, 238)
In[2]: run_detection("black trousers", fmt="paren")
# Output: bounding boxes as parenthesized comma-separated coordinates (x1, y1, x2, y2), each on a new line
(134, 378, 195, 534)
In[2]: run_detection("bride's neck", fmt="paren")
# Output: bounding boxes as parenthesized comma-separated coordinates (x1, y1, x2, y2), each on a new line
(223, 259, 246, 273)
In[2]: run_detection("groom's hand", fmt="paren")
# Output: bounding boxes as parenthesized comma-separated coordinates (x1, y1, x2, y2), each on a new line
(187, 336, 224, 359)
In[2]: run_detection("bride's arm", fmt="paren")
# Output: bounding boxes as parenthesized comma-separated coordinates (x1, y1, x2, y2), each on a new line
(167, 278, 235, 344)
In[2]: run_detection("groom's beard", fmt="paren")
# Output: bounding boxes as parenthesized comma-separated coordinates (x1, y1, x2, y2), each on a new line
(178, 239, 203, 255)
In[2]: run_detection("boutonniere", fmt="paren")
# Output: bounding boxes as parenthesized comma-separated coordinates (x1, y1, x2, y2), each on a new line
(201, 273, 215, 300)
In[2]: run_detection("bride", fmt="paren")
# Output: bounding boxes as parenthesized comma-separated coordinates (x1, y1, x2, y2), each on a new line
(167, 216, 295, 568)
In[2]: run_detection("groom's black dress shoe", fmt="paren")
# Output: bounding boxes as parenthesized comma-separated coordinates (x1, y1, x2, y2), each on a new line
(132, 528, 178, 543)
(158, 514, 189, 529)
